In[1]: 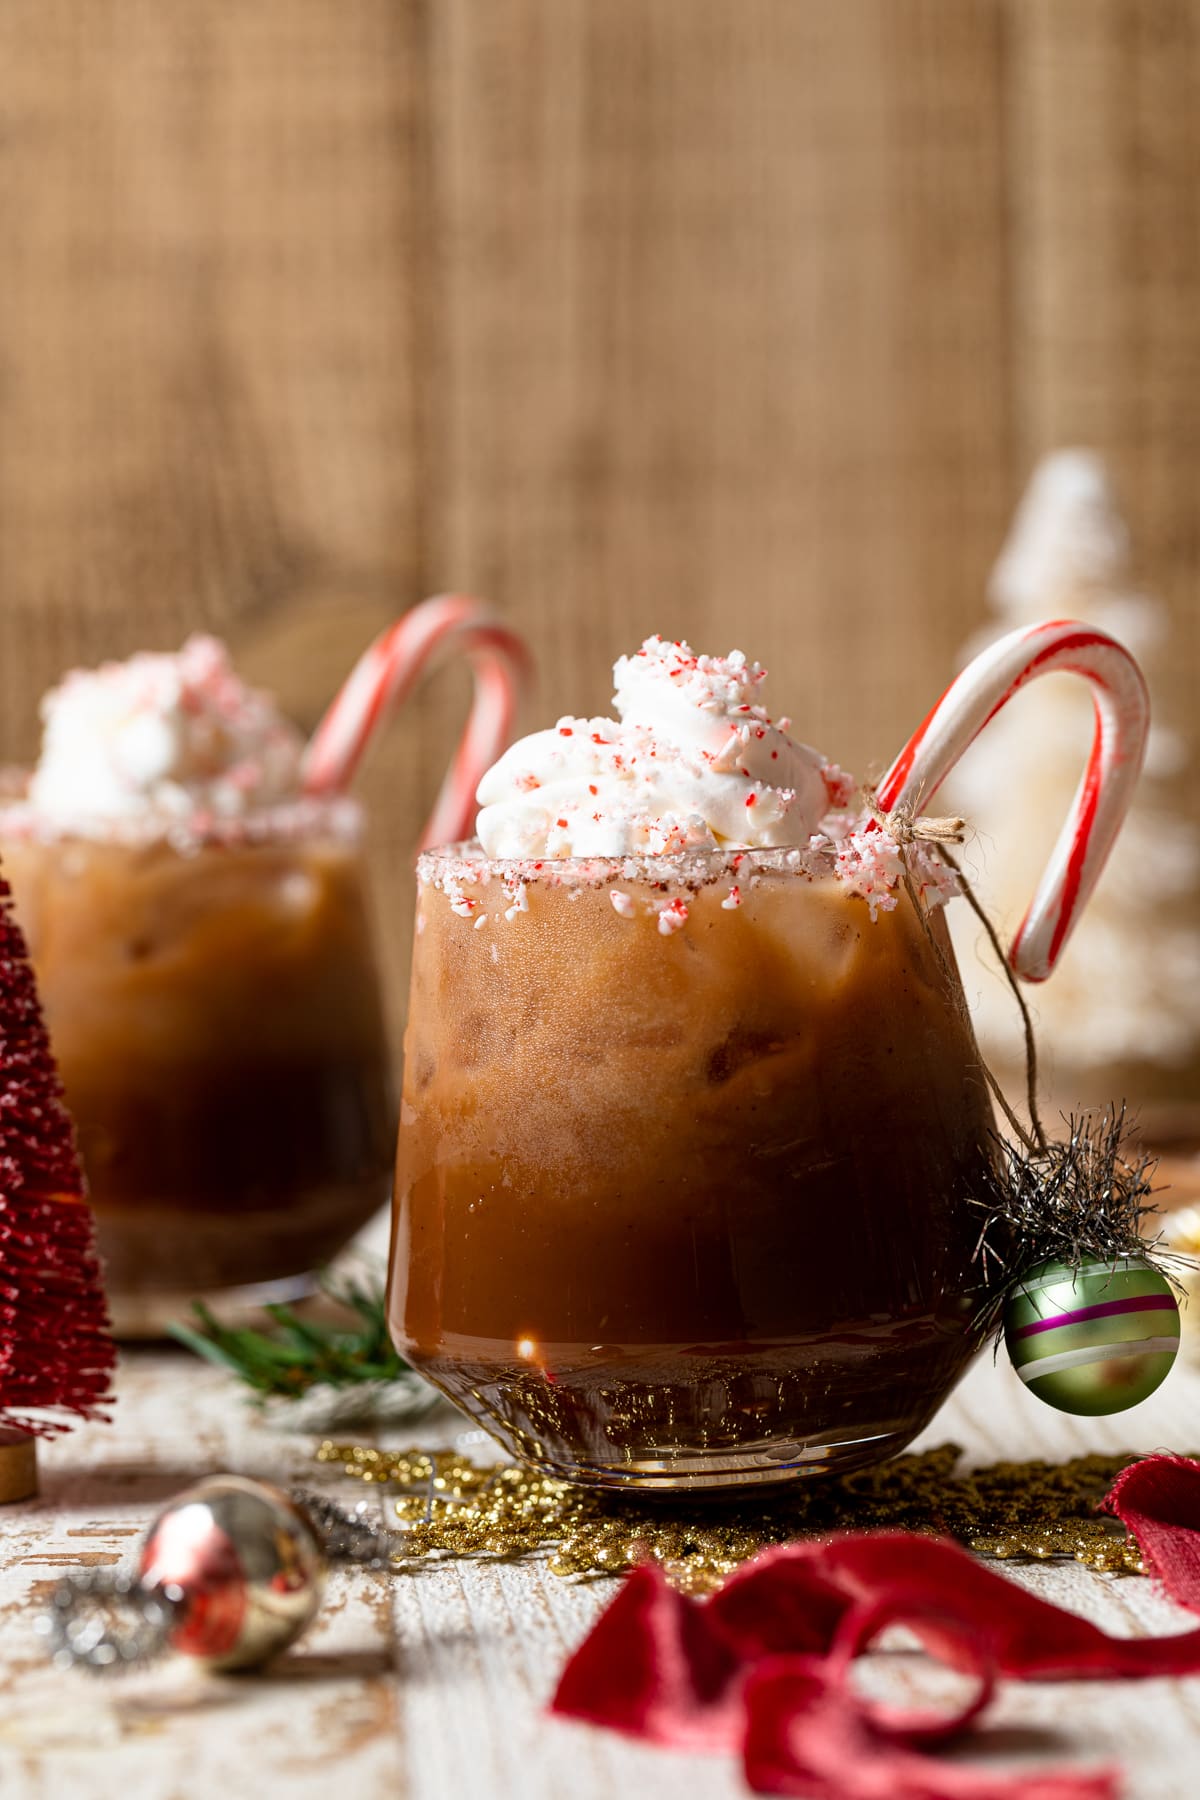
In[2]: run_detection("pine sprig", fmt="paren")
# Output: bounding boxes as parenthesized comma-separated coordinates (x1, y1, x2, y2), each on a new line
(169, 1270, 410, 1400)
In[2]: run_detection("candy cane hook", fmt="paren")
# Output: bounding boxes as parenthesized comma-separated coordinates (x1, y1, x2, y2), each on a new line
(875, 619, 1149, 982)
(302, 595, 532, 851)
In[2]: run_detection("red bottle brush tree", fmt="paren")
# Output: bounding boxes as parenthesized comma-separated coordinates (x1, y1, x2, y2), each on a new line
(0, 877, 114, 1435)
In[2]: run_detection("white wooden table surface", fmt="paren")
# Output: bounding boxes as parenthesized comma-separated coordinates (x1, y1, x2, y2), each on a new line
(4, 1336, 1200, 1800)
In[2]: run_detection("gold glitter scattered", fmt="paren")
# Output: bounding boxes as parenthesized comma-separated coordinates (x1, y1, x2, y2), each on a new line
(314, 1440, 1155, 1593)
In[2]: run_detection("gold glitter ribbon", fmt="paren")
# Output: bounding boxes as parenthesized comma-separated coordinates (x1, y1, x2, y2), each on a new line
(316, 1440, 1152, 1595)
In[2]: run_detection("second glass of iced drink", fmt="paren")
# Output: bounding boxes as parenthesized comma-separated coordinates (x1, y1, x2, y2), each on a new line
(1, 605, 528, 1333)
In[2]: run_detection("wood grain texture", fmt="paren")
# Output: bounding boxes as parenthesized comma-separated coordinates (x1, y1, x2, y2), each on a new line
(1007, 0, 1200, 758)
(8, 1338, 1200, 1796)
(0, 1, 1197, 1037)
(426, 0, 1011, 773)
(0, 0, 428, 1034)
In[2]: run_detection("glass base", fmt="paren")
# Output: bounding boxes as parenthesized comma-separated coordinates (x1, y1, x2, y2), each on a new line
(408, 1344, 973, 1493)
(108, 1271, 320, 1341)
(510, 1425, 917, 1494)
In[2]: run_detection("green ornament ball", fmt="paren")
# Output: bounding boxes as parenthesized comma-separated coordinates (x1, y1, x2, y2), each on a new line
(1004, 1254, 1180, 1416)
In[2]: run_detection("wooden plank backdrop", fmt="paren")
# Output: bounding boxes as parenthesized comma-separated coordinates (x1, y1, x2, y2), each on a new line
(0, 0, 1196, 1040)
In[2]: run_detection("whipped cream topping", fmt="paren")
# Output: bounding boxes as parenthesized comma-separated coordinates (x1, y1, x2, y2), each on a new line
(476, 636, 839, 858)
(25, 636, 306, 832)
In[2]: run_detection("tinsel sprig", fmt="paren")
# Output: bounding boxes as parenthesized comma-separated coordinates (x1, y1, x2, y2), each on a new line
(969, 1106, 1185, 1328)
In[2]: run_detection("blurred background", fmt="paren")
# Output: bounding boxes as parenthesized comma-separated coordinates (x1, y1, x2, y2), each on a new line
(0, 1, 1197, 1055)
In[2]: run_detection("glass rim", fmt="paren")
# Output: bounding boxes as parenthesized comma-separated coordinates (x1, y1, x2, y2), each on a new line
(417, 836, 838, 888)
(0, 776, 365, 854)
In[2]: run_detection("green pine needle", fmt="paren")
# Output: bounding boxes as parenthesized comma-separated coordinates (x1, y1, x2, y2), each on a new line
(168, 1269, 412, 1399)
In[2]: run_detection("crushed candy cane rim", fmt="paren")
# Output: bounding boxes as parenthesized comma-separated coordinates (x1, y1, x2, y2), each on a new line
(302, 594, 532, 850)
(0, 786, 365, 854)
(416, 828, 961, 929)
(420, 839, 829, 893)
(875, 618, 1150, 983)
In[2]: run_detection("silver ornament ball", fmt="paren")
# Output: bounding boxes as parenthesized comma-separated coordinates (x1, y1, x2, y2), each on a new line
(139, 1474, 326, 1670)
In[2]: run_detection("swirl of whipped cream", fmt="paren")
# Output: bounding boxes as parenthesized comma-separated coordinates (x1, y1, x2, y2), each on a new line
(26, 636, 305, 830)
(475, 636, 836, 857)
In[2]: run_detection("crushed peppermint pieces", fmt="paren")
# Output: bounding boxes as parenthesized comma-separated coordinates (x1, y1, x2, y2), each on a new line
(832, 831, 905, 921)
(419, 821, 959, 935)
(503, 880, 529, 922)
(448, 891, 478, 918)
(830, 830, 960, 921)
(821, 762, 858, 809)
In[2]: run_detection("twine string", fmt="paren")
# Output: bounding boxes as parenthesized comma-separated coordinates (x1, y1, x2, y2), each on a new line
(864, 791, 1050, 1157)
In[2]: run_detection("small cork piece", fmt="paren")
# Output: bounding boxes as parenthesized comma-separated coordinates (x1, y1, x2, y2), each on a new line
(0, 1428, 38, 1503)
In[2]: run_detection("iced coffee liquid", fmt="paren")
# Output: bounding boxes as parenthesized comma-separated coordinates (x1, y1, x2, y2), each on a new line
(389, 847, 994, 1489)
(3, 826, 394, 1318)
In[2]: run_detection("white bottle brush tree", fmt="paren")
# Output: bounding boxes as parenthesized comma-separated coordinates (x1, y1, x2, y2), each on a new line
(949, 451, 1200, 1110)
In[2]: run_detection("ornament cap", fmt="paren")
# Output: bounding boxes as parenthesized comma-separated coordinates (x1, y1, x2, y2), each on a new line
(0, 1428, 38, 1503)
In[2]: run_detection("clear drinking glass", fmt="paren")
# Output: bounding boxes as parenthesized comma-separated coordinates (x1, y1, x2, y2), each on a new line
(2, 802, 394, 1334)
(387, 843, 995, 1492)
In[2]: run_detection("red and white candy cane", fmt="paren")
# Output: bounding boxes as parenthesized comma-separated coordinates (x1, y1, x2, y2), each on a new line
(875, 618, 1150, 983)
(302, 595, 532, 850)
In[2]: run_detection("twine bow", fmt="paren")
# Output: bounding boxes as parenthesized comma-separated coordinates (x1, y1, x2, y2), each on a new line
(863, 790, 966, 847)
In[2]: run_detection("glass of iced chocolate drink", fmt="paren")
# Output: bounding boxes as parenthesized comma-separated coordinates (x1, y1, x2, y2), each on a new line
(0, 638, 393, 1333)
(389, 627, 1150, 1490)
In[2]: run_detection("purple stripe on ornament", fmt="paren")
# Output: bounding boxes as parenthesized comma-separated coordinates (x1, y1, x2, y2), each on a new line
(1013, 1292, 1178, 1341)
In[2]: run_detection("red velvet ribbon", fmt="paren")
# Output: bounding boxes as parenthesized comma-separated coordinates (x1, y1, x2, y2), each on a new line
(1104, 1453, 1200, 1614)
(552, 1452, 1200, 1796)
